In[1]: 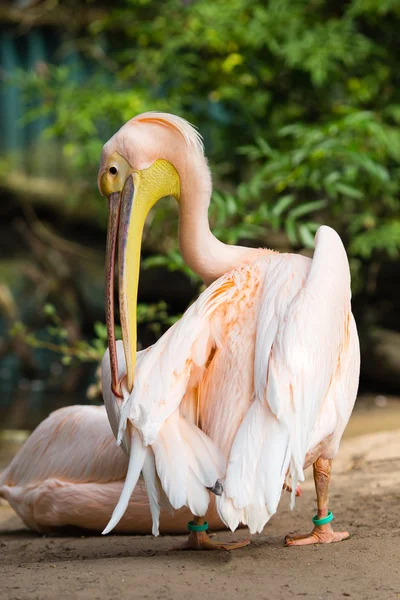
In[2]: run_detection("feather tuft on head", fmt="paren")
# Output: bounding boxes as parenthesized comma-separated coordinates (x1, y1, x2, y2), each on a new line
(131, 111, 204, 154)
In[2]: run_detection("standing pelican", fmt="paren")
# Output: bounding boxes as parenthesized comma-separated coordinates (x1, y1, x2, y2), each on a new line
(99, 112, 360, 549)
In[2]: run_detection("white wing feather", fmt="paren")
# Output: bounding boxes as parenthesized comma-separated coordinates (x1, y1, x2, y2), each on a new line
(103, 272, 238, 534)
(220, 226, 356, 533)
(267, 226, 351, 490)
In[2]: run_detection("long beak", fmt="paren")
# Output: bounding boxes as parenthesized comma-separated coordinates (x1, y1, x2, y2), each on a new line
(105, 191, 123, 398)
(117, 174, 141, 394)
(105, 160, 181, 398)
(105, 174, 140, 397)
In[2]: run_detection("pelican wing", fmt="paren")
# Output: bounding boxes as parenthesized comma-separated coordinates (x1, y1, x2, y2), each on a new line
(117, 273, 237, 445)
(103, 272, 238, 535)
(265, 226, 352, 484)
(220, 226, 355, 533)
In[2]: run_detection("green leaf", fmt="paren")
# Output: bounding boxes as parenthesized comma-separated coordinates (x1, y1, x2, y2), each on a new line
(298, 223, 316, 248)
(335, 183, 364, 199)
(271, 195, 296, 216)
(94, 322, 108, 341)
(287, 200, 328, 220)
(285, 219, 298, 245)
(43, 304, 57, 317)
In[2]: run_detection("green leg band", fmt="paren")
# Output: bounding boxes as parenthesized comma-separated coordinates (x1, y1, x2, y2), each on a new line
(312, 511, 334, 526)
(187, 520, 209, 532)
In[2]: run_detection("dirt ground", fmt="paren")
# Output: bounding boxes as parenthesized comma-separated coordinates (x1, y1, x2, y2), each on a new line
(1, 404, 400, 600)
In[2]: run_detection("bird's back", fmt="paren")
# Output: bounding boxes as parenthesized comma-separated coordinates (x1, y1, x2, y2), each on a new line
(0, 405, 127, 489)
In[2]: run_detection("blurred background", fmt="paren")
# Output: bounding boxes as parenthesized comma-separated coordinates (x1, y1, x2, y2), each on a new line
(1, 0, 400, 437)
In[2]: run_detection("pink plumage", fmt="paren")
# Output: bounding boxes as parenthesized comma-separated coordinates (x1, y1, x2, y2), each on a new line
(98, 113, 360, 547)
(1, 112, 360, 548)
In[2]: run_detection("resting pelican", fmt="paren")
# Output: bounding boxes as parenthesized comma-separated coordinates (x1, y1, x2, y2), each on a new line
(0, 404, 224, 534)
(99, 112, 360, 549)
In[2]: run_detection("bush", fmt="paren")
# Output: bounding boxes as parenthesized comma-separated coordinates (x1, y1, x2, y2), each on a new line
(10, 0, 400, 293)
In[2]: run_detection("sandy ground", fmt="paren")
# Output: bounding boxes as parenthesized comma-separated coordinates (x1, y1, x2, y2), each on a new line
(1, 406, 400, 599)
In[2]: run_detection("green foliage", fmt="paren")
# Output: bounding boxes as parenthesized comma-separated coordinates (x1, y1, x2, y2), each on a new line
(11, 301, 179, 365)
(240, 110, 400, 256)
(11, 0, 400, 290)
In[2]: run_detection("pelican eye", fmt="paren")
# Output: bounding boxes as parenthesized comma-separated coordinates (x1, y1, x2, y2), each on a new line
(109, 165, 118, 176)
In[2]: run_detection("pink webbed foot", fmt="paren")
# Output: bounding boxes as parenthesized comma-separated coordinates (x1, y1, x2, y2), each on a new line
(285, 523, 350, 546)
(170, 529, 250, 551)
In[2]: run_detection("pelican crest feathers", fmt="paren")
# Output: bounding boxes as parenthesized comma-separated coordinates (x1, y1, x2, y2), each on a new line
(131, 111, 204, 153)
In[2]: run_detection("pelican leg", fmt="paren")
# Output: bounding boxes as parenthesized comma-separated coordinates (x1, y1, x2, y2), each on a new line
(285, 457, 349, 546)
(170, 517, 250, 551)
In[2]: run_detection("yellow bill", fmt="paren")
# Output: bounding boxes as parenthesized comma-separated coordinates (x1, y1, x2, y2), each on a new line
(101, 154, 180, 396)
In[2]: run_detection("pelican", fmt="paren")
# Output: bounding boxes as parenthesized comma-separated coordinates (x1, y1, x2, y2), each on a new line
(0, 404, 225, 534)
(99, 112, 360, 549)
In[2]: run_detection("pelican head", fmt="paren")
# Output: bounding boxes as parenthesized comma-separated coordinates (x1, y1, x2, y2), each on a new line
(98, 112, 205, 398)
